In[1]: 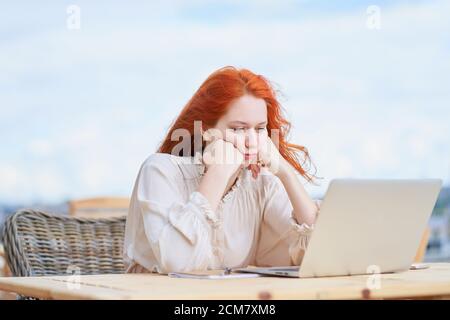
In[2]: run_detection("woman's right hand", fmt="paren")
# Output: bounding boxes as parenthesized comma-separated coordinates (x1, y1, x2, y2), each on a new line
(202, 134, 245, 178)
(197, 130, 247, 211)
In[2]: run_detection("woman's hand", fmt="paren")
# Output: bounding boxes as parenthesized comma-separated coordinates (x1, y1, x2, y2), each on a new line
(248, 131, 287, 179)
(202, 131, 245, 179)
(248, 131, 318, 226)
(197, 130, 246, 211)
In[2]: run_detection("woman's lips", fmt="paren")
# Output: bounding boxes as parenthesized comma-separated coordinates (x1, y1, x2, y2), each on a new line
(244, 153, 257, 160)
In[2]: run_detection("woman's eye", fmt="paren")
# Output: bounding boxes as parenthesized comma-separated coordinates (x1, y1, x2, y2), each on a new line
(257, 127, 267, 132)
(232, 127, 245, 132)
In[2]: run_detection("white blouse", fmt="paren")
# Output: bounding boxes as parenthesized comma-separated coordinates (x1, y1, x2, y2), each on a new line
(123, 152, 319, 274)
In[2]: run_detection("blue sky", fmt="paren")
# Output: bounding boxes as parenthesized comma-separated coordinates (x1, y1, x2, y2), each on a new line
(1, 0, 449, 204)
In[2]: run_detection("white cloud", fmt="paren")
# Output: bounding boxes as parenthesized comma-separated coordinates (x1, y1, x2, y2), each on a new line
(0, 165, 22, 196)
(408, 135, 428, 158)
(28, 139, 54, 157)
(31, 169, 66, 202)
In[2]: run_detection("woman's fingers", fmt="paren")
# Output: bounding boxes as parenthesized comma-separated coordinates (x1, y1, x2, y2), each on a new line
(224, 130, 246, 155)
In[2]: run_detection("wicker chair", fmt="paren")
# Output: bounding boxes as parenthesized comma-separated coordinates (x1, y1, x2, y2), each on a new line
(1, 209, 126, 278)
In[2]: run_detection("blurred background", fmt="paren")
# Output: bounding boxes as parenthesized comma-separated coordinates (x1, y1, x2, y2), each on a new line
(0, 0, 449, 264)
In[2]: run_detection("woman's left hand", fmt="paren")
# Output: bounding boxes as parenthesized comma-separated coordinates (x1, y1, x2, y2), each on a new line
(248, 132, 286, 179)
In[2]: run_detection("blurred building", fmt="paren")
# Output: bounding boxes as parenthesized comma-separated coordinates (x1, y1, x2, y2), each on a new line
(426, 206, 450, 262)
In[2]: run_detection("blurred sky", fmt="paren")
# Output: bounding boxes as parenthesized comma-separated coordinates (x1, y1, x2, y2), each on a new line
(0, 0, 449, 204)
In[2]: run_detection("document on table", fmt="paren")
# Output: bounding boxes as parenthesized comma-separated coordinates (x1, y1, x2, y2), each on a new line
(168, 270, 262, 279)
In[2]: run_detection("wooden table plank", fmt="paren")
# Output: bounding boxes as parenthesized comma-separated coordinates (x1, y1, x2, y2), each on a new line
(1, 263, 450, 300)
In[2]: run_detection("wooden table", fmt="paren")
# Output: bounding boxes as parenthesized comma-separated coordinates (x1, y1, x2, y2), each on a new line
(1, 263, 450, 300)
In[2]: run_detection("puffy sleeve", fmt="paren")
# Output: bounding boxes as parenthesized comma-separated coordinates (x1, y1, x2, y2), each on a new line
(255, 175, 321, 267)
(136, 157, 220, 273)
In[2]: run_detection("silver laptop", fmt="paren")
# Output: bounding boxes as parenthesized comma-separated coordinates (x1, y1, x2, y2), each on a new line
(234, 179, 442, 278)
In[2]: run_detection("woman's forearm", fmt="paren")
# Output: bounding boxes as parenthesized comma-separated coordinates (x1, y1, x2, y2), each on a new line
(276, 159, 318, 226)
(197, 165, 235, 212)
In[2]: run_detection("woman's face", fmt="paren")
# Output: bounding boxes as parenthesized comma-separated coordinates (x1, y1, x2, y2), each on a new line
(208, 94, 268, 166)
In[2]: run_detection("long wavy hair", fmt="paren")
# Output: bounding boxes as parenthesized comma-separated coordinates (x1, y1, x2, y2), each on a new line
(157, 66, 317, 182)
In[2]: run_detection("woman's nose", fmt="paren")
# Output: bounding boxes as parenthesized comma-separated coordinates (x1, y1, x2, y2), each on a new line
(245, 129, 258, 150)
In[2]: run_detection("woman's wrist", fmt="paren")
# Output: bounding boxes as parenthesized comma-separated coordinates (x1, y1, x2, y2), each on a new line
(198, 166, 230, 211)
(206, 163, 241, 180)
(273, 157, 291, 179)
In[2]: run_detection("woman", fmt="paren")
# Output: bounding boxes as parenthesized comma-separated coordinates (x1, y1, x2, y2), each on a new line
(123, 66, 320, 274)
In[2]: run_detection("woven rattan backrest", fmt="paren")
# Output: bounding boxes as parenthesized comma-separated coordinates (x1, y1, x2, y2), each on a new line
(2, 209, 126, 277)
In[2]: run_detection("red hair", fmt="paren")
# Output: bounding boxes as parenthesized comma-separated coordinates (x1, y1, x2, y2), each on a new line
(157, 66, 316, 182)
